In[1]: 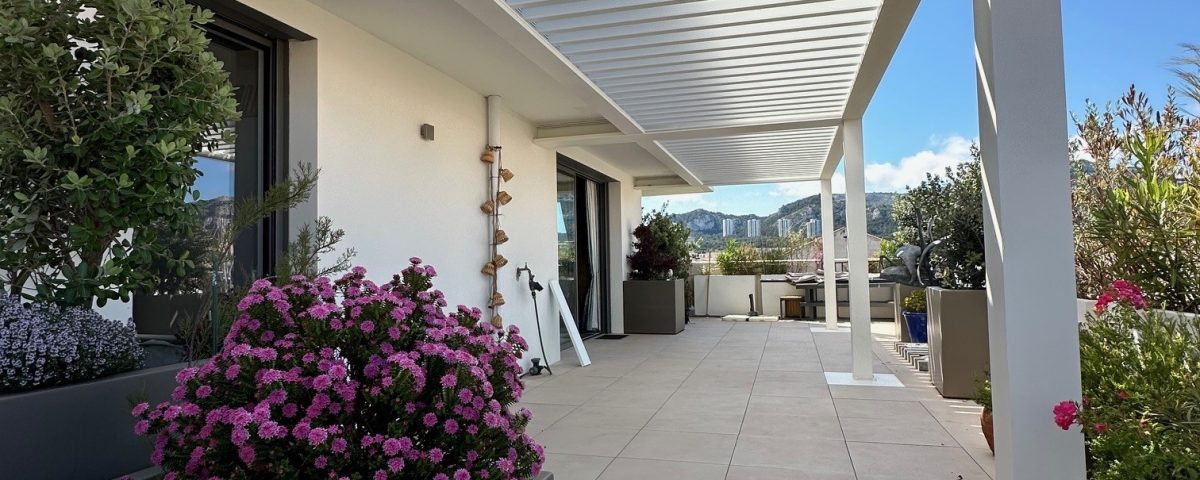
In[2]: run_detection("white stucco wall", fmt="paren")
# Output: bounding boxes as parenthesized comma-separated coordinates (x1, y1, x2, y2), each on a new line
(240, 0, 564, 366)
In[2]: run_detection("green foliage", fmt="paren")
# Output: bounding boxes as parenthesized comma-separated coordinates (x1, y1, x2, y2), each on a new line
(0, 0, 239, 306)
(1076, 302, 1200, 479)
(973, 376, 992, 413)
(628, 206, 691, 280)
(714, 239, 762, 275)
(760, 248, 789, 275)
(276, 216, 358, 280)
(1073, 88, 1200, 312)
(901, 290, 926, 313)
(892, 150, 986, 289)
(877, 238, 900, 269)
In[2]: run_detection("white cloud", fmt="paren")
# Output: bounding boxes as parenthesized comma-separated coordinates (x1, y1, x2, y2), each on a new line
(770, 173, 845, 199)
(863, 135, 975, 192)
(651, 193, 719, 213)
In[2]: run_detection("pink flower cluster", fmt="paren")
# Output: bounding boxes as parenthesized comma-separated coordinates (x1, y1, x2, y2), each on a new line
(1053, 400, 1080, 430)
(1094, 279, 1147, 313)
(133, 259, 543, 479)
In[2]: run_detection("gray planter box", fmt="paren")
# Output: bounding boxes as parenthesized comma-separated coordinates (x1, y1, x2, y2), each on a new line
(623, 279, 685, 334)
(927, 287, 990, 399)
(0, 361, 192, 479)
(893, 283, 923, 342)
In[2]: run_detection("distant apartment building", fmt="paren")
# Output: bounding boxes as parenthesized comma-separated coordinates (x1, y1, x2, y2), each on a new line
(721, 218, 737, 237)
(746, 219, 761, 238)
(777, 218, 792, 236)
(805, 218, 821, 238)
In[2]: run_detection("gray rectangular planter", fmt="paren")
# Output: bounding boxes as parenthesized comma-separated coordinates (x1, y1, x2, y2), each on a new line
(623, 279, 685, 334)
(0, 361, 193, 479)
(927, 287, 990, 399)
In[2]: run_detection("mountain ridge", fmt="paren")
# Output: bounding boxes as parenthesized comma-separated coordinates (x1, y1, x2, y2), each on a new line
(668, 193, 896, 246)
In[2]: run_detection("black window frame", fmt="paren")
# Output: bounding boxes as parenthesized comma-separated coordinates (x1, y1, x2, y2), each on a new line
(190, 0, 308, 278)
(557, 154, 615, 338)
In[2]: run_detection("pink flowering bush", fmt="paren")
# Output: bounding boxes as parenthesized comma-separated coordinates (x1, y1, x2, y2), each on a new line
(1054, 280, 1200, 479)
(134, 259, 544, 479)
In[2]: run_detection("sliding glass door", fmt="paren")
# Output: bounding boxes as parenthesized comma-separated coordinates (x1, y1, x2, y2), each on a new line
(556, 160, 610, 347)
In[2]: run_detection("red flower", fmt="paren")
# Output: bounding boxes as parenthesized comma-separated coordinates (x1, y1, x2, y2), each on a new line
(1053, 400, 1080, 430)
(1117, 391, 1128, 400)
(1093, 423, 1107, 434)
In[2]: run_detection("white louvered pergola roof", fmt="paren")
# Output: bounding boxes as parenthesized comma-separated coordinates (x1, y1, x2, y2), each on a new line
(460, 0, 917, 187)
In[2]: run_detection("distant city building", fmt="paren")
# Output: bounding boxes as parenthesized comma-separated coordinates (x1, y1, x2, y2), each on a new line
(805, 218, 820, 238)
(746, 219, 761, 238)
(777, 218, 792, 236)
(721, 218, 737, 237)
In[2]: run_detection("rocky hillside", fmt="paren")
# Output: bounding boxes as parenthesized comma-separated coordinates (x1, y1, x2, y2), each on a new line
(672, 193, 896, 246)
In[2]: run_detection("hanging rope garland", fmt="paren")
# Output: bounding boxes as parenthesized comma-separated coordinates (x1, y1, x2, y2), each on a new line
(479, 146, 514, 327)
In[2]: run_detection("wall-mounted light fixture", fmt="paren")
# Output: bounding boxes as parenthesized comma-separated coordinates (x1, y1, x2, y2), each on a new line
(420, 123, 435, 141)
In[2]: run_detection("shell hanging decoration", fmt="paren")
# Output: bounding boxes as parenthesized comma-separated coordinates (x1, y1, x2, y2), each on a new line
(481, 144, 513, 327)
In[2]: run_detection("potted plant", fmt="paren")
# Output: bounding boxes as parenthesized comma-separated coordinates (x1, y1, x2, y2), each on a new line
(625, 207, 691, 333)
(909, 153, 990, 399)
(974, 376, 994, 454)
(134, 261, 547, 479)
(901, 290, 929, 343)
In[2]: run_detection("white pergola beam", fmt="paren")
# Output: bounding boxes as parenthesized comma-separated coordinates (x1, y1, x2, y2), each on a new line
(843, 118, 873, 380)
(820, 178, 838, 330)
(534, 117, 843, 148)
(973, 1, 1086, 479)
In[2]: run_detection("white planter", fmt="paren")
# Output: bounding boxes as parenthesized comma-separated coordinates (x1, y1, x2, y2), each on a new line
(692, 275, 759, 316)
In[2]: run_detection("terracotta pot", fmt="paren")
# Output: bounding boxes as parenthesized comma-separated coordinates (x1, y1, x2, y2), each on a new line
(981, 408, 995, 454)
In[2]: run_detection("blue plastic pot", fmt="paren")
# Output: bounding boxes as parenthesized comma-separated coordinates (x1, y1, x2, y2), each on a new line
(903, 311, 929, 343)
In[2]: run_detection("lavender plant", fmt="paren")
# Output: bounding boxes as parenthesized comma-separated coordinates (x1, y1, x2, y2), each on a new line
(1, 296, 144, 393)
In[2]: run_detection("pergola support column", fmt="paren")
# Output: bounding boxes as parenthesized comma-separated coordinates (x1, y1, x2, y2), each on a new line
(842, 119, 873, 380)
(973, 0, 1086, 478)
(820, 178, 838, 330)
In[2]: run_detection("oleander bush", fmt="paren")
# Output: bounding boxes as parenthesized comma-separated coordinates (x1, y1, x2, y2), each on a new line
(1054, 281, 1200, 480)
(0, 296, 143, 393)
(134, 260, 544, 479)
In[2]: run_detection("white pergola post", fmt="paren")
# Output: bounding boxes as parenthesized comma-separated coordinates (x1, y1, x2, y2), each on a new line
(819, 178, 838, 330)
(842, 119, 873, 380)
(973, 1, 1086, 479)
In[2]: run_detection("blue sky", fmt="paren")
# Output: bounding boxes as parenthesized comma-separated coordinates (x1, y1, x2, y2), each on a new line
(647, 1, 1200, 216)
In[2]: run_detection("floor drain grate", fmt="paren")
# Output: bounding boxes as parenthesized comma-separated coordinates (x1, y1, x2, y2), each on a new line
(597, 334, 628, 340)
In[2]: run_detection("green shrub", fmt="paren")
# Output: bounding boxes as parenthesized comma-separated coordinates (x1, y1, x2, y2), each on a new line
(1073, 88, 1200, 312)
(1057, 281, 1200, 480)
(715, 239, 760, 275)
(891, 149, 985, 289)
(760, 249, 789, 274)
(0, 0, 239, 306)
(628, 207, 691, 280)
(901, 290, 926, 313)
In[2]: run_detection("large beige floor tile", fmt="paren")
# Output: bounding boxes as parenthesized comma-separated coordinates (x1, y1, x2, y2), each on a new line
(731, 435, 855, 475)
(535, 425, 639, 457)
(554, 406, 658, 430)
(752, 371, 831, 398)
(619, 429, 737, 465)
(584, 386, 676, 410)
(727, 465, 855, 480)
(518, 403, 576, 435)
(521, 386, 602, 406)
(847, 442, 991, 480)
(739, 412, 845, 440)
(542, 453, 613, 480)
(596, 458, 727, 480)
(834, 398, 934, 420)
(839, 415, 958, 447)
(746, 395, 837, 418)
(644, 407, 746, 435)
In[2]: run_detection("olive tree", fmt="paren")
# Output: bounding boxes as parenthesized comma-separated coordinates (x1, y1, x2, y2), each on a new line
(0, 0, 238, 306)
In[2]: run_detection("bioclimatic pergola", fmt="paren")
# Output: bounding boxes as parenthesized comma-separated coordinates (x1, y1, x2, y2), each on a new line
(459, 1, 1087, 478)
